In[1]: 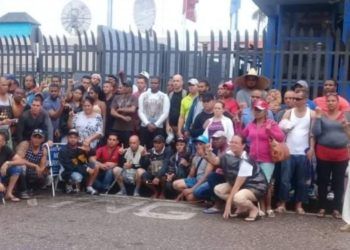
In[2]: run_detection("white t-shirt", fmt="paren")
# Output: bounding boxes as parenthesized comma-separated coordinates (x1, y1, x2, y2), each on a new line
(238, 151, 253, 177)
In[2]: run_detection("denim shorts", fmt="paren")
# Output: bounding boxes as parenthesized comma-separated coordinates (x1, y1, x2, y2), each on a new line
(184, 177, 197, 188)
(0, 165, 23, 183)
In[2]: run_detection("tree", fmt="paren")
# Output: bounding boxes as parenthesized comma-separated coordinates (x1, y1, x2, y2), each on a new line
(252, 9, 267, 35)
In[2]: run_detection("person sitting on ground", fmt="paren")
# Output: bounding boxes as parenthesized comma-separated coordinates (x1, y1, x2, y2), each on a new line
(16, 129, 48, 198)
(90, 133, 121, 193)
(137, 135, 173, 198)
(207, 135, 268, 221)
(113, 135, 145, 196)
(172, 135, 213, 202)
(155, 137, 191, 198)
(0, 131, 26, 202)
(58, 129, 99, 195)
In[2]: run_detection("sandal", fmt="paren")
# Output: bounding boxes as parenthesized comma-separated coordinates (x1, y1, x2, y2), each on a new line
(275, 206, 286, 213)
(296, 208, 305, 215)
(317, 209, 326, 218)
(266, 209, 275, 218)
(244, 214, 260, 222)
(5, 195, 20, 202)
(332, 210, 342, 219)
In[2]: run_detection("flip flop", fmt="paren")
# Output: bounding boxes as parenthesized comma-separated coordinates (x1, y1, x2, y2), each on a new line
(5, 196, 20, 202)
(244, 214, 260, 222)
(275, 206, 286, 213)
(296, 208, 305, 215)
(317, 209, 326, 218)
(332, 210, 342, 219)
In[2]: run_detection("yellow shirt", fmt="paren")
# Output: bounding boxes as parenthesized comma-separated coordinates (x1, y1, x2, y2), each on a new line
(180, 94, 197, 120)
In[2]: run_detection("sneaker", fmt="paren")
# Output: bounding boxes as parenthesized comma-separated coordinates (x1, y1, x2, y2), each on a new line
(266, 209, 275, 218)
(19, 191, 31, 199)
(73, 188, 80, 194)
(327, 191, 334, 201)
(86, 186, 98, 195)
(203, 206, 221, 214)
(65, 184, 73, 194)
(116, 189, 127, 196)
(133, 190, 140, 197)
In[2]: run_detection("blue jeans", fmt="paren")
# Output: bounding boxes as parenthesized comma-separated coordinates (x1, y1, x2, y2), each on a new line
(93, 169, 115, 192)
(207, 172, 225, 199)
(193, 182, 211, 200)
(279, 155, 308, 203)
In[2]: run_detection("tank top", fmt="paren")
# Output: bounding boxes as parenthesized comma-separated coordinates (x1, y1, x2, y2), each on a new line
(286, 108, 311, 155)
(93, 104, 102, 115)
(25, 144, 44, 165)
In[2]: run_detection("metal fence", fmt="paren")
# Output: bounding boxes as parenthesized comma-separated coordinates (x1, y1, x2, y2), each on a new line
(0, 25, 350, 98)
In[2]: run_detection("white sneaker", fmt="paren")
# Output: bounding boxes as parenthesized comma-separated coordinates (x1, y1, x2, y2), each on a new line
(66, 184, 73, 194)
(116, 189, 127, 195)
(86, 186, 98, 195)
(133, 190, 140, 197)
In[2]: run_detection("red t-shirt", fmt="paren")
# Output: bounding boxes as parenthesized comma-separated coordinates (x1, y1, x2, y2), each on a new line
(224, 98, 239, 115)
(96, 145, 120, 163)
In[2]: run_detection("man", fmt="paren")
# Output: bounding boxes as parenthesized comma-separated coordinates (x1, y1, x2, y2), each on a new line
(16, 98, 53, 145)
(221, 81, 239, 118)
(177, 78, 199, 138)
(137, 135, 172, 198)
(103, 81, 116, 137)
(80, 75, 92, 97)
(313, 79, 349, 112)
(23, 74, 37, 106)
(138, 76, 170, 149)
(0, 131, 25, 201)
(275, 90, 296, 123)
(189, 92, 215, 138)
(235, 68, 270, 108)
(240, 89, 274, 127)
(216, 83, 225, 100)
(43, 83, 64, 142)
(16, 129, 48, 197)
(11, 87, 26, 119)
(277, 89, 316, 214)
(110, 80, 137, 146)
(292, 80, 316, 110)
(172, 135, 213, 202)
(58, 129, 99, 195)
(183, 79, 210, 138)
(5, 74, 19, 95)
(107, 74, 119, 91)
(133, 71, 149, 99)
(113, 135, 145, 196)
(91, 73, 104, 100)
(91, 133, 121, 192)
(166, 74, 187, 136)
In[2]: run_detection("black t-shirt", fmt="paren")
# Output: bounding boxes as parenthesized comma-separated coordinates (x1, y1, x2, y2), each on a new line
(190, 111, 214, 138)
(0, 146, 15, 166)
(169, 91, 184, 126)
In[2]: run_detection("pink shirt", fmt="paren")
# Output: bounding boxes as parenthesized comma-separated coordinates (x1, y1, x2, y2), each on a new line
(314, 96, 349, 112)
(242, 119, 285, 163)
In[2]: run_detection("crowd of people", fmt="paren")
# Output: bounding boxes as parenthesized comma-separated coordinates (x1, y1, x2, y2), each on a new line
(0, 70, 349, 231)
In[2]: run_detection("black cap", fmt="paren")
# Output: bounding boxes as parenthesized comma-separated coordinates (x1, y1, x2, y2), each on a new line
(122, 80, 133, 88)
(32, 129, 45, 137)
(201, 92, 215, 102)
(68, 128, 79, 136)
(153, 135, 165, 143)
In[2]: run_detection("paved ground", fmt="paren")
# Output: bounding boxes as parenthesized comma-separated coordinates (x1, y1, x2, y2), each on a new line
(0, 194, 349, 250)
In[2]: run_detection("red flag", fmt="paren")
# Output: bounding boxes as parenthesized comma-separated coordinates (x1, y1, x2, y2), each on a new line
(183, 0, 199, 22)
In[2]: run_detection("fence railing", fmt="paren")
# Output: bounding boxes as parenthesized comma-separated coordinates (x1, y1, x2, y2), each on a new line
(0, 26, 350, 98)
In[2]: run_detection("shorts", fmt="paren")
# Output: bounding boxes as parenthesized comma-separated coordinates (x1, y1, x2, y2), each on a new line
(258, 162, 275, 183)
(184, 177, 197, 188)
(0, 165, 23, 183)
(142, 172, 155, 182)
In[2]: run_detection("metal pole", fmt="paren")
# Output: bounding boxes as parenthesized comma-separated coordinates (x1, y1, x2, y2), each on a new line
(107, 0, 113, 28)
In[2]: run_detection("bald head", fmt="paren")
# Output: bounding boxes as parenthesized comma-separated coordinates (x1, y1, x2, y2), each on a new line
(129, 135, 140, 151)
(172, 74, 183, 92)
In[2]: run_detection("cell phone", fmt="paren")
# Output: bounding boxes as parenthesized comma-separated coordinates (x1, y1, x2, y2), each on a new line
(9, 119, 18, 124)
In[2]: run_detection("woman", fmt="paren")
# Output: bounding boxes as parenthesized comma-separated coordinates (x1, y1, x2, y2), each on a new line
(241, 99, 285, 217)
(313, 92, 349, 219)
(266, 89, 282, 117)
(58, 86, 84, 142)
(203, 101, 234, 140)
(69, 96, 103, 149)
(0, 76, 15, 148)
(210, 135, 268, 221)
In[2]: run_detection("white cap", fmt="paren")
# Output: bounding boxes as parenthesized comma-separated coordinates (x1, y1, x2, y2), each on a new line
(188, 78, 199, 85)
(138, 71, 150, 80)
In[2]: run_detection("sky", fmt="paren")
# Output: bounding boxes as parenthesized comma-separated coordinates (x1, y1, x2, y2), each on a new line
(0, 0, 260, 37)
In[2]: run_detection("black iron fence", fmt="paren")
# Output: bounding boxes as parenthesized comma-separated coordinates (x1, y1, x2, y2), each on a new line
(0, 25, 350, 98)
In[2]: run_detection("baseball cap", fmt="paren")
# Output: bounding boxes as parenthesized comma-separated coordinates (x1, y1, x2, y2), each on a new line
(253, 99, 269, 110)
(5, 74, 16, 81)
(68, 128, 79, 136)
(211, 130, 226, 138)
(153, 135, 165, 143)
(188, 78, 199, 86)
(223, 80, 235, 91)
(293, 80, 308, 89)
(138, 71, 150, 80)
(32, 129, 45, 137)
(122, 80, 133, 88)
(201, 92, 215, 102)
(193, 135, 209, 144)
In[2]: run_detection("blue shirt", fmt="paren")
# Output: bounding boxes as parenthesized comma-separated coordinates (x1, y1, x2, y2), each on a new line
(241, 108, 275, 127)
(43, 97, 61, 132)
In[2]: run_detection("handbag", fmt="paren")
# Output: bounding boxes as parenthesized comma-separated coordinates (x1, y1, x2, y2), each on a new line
(269, 138, 290, 163)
